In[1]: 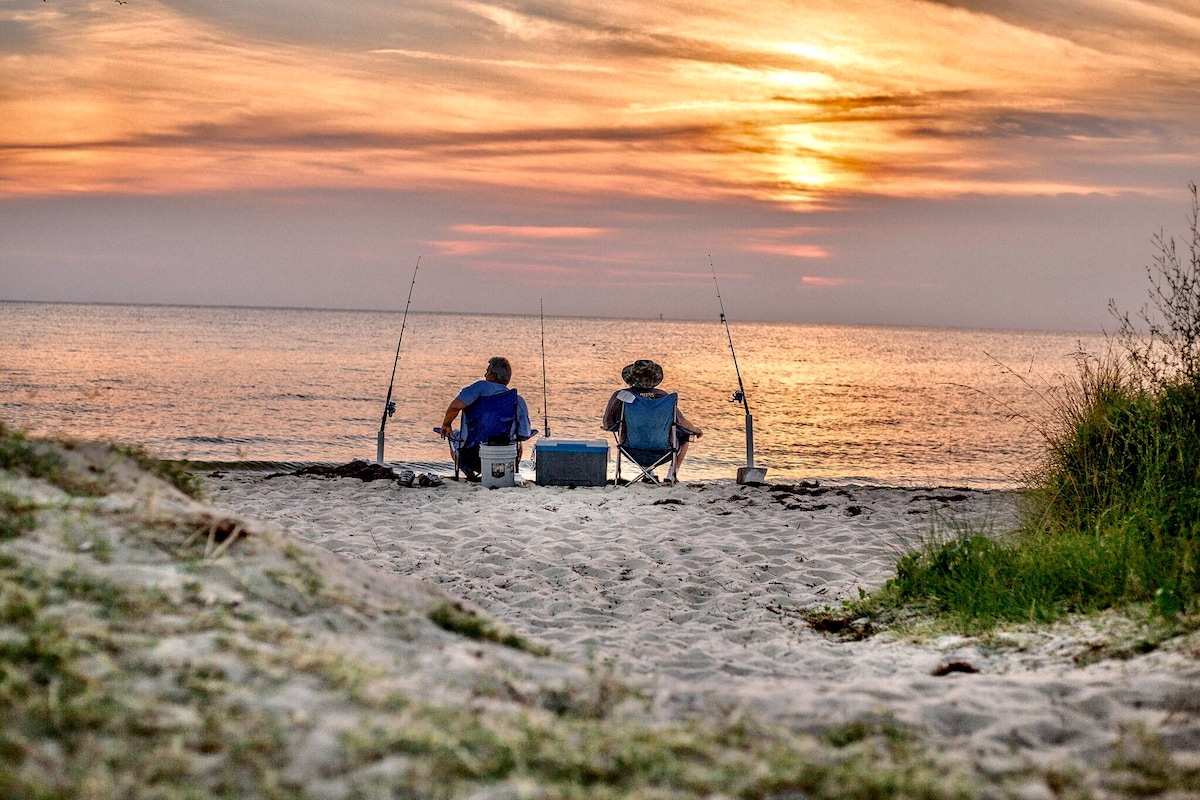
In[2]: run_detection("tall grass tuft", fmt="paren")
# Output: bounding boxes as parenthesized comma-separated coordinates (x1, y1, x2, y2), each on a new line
(1019, 182, 1200, 619)
(1017, 354, 1200, 619)
(834, 183, 1200, 631)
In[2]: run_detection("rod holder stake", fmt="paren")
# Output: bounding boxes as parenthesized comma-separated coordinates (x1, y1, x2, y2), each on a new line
(737, 413, 768, 485)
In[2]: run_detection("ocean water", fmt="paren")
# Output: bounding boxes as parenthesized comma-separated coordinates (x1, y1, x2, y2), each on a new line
(1, 302, 1104, 488)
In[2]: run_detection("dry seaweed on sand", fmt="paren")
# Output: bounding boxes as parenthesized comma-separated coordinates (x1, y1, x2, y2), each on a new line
(271, 460, 430, 486)
(277, 460, 402, 481)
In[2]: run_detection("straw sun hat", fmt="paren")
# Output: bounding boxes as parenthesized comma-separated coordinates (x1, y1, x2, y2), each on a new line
(621, 359, 664, 390)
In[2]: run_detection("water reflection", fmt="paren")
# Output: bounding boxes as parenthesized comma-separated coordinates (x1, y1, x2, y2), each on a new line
(1, 302, 1101, 487)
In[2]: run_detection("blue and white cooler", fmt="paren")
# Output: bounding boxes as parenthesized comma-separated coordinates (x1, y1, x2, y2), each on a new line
(534, 438, 609, 487)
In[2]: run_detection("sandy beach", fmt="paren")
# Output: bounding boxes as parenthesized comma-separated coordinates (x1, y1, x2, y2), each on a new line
(6, 438, 1200, 797)
(205, 469, 1200, 790)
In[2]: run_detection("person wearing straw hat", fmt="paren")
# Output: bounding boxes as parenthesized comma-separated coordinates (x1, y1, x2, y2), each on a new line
(602, 359, 702, 481)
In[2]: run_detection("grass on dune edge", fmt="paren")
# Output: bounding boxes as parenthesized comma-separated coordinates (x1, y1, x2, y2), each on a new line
(813, 182, 1200, 647)
(1, 422, 1056, 800)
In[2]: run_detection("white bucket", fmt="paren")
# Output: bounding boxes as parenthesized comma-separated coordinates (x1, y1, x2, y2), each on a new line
(478, 444, 517, 488)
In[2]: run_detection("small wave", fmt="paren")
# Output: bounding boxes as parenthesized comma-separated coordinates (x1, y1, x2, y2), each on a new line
(178, 435, 272, 445)
(178, 459, 311, 473)
(184, 458, 454, 474)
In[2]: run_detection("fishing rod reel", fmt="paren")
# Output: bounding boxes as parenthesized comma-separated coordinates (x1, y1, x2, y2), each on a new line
(385, 400, 396, 418)
(729, 389, 745, 405)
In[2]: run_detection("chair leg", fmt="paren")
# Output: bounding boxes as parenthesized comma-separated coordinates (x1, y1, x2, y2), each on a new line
(617, 449, 655, 485)
(617, 452, 669, 486)
(641, 467, 663, 485)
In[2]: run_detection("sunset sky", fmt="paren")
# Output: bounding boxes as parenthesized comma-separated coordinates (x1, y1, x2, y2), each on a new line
(3, 0, 1199, 330)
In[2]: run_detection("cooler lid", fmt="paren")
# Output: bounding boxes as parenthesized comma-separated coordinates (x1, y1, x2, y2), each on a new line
(534, 438, 609, 452)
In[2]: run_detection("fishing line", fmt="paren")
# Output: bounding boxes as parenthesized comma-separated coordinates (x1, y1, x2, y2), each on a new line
(376, 256, 420, 464)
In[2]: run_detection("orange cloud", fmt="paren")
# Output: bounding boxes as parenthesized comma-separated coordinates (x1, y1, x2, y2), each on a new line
(801, 275, 862, 287)
(450, 225, 610, 239)
(747, 243, 829, 259)
(2, 0, 1198, 206)
(430, 240, 501, 257)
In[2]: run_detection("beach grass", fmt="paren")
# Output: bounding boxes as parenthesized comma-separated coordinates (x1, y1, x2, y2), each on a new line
(0, 422, 200, 499)
(817, 184, 1200, 637)
(113, 442, 204, 499)
(428, 600, 551, 655)
(0, 423, 69, 486)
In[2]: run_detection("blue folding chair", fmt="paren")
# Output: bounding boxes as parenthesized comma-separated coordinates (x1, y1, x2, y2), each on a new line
(462, 389, 520, 447)
(440, 389, 536, 480)
(612, 392, 679, 486)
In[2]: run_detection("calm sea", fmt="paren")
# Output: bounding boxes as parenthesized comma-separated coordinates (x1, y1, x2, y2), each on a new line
(0, 302, 1104, 488)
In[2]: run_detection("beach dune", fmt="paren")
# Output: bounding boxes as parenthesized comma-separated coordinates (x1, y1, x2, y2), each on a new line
(5, 436, 1199, 797)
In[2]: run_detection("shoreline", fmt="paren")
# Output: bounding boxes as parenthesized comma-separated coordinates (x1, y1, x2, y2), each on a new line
(196, 462, 1029, 493)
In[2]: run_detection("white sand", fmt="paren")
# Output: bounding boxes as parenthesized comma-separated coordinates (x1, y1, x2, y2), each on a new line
(204, 471, 1200, 781)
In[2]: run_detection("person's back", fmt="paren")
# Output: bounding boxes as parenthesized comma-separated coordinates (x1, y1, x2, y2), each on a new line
(602, 360, 700, 481)
(439, 356, 533, 480)
(461, 387, 520, 448)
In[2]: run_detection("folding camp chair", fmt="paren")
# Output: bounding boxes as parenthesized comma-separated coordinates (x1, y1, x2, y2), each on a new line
(612, 392, 679, 486)
(440, 389, 537, 480)
(452, 388, 517, 480)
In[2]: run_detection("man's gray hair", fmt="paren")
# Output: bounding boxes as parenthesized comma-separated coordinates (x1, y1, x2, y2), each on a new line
(487, 356, 512, 384)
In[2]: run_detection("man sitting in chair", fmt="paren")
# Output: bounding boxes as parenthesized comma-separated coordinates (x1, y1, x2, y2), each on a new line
(439, 356, 533, 481)
(602, 359, 702, 482)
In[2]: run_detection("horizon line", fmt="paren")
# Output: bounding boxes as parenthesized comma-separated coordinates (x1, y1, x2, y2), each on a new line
(0, 298, 1107, 337)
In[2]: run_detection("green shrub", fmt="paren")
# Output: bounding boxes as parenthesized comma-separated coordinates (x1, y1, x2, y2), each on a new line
(1017, 183, 1200, 618)
(821, 183, 1200, 633)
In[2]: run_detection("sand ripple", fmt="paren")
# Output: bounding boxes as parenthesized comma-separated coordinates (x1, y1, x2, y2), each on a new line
(204, 473, 1200, 780)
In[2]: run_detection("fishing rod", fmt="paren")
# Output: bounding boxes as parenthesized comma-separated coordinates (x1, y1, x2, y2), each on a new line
(540, 299, 551, 439)
(376, 256, 420, 464)
(710, 256, 767, 484)
(712, 259, 750, 417)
